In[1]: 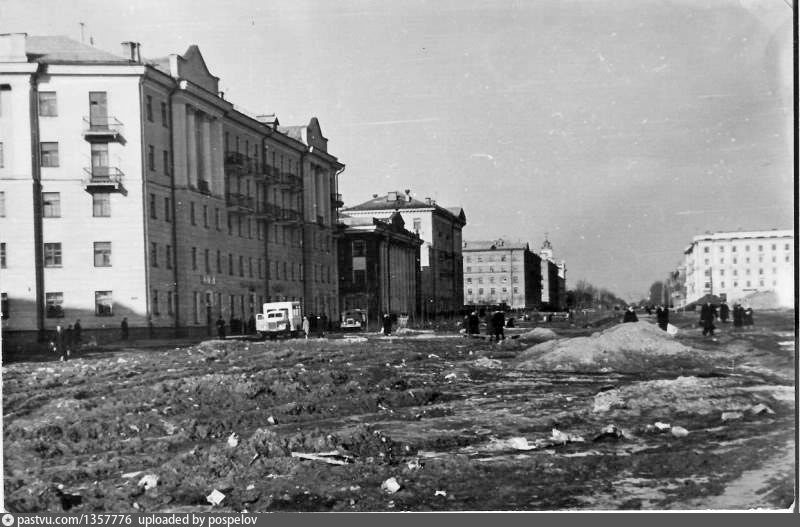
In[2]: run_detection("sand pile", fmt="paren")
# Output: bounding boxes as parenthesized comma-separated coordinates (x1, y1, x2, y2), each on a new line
(516, 327, 558, 342)
(514, 321, 706, 373)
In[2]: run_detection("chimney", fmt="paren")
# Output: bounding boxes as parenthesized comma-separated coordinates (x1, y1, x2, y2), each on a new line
(425, 197, 432, 205)
(121, 41, 141, 63)
(387, 191, 398, 202)
(372, 194, 378, 198)
(0, 33, 28, 63)
(218, 91, 225, 99)
(404, 189, 412, 202)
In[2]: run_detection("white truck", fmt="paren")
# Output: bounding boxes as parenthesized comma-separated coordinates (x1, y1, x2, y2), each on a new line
(255, 301, 303, 339)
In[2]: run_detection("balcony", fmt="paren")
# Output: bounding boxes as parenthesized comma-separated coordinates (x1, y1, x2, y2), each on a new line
(332, 192, 343, 208)
(274, 207, 302, 225)
(225, 192, 255, 214)
(83, 117, 124, 142)
(82, 167, 126, 194)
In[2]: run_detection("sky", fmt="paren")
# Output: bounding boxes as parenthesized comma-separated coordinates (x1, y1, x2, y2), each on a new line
(1, 0, 793, 300)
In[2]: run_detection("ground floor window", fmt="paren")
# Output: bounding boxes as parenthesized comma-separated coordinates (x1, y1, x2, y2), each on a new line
(45, 292, 64, 318)
(167, 291, 174, 315)
(152, 289, 160, 316)
(95, 291, 113, 316)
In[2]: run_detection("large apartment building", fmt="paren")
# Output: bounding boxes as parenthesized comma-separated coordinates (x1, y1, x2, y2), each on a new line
(341, 190, 466, 318)
(0, 34, 344, 343)
(682, 229, 794, 307)
(539, 238, 567, 310)
(462, 239, 542, 310)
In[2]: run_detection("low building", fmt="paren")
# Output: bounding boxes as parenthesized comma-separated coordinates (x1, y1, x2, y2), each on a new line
(682, 229, 794, 306)
(341, 190, 466, 319)
(462, 239, 542, 310)
(337, 212, 422, 326)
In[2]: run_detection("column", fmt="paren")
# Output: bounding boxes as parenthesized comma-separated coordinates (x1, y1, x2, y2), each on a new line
(186, 107, 197, 187)
(210, 118, 223, 195)
(201, 115, 212, 187)
(171, 102, 187, 186)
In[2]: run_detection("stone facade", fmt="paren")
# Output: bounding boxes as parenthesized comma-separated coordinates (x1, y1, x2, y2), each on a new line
(462, 239, 543, 310)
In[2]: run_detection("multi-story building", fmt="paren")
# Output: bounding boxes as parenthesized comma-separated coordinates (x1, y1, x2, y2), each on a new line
(538, 238, 567, 310)
(682, 229, 794, 307)
(337, 212, 422, 325)
(341, 190, 466, 318)
(462, 239, 542, 309)
(0, 33, 344, 344)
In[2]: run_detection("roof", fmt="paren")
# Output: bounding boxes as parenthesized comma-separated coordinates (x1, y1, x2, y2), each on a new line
(691, 229, 793, 243)
(463, 240, 530, 252)
(343, 191, 467, 225)
(278, 125, 305, 142)
(26, 36, 130, 64)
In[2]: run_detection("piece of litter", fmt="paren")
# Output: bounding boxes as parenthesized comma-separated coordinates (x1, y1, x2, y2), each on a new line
(407, 459, 422, 470)
(434, 490, 447, 497)
(227, 432, 239, 448)
(551, 428, 570, 445)
(381, 477, 401, 494)
(444, 373, 457, 380)
(291, 452, 351, 465)
(137, 474, 158, 490)
(749, 403, 775, 415)
(428, 354, 440, 359)
(267, 415, 276, 425)
(349, 485, 361, 491)
(721, 411, 744, 421)
(206, 489, 225, 506)
(654, 422, 671, 432)
(246, 484, 255, 491)
(122, 471, 144, 479)
(666, 324, 678, 336)
(670, 426, 689, 438)
(507, 437, 536, 450)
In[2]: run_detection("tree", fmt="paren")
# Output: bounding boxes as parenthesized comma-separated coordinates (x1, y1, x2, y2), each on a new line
(648, 281, 665, 305)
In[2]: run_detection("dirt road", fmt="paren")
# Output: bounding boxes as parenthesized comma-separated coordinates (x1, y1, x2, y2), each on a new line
(2, 310, 795, 511)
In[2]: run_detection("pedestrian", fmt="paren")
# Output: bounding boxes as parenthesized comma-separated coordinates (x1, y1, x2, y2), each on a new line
(743, 305, 754, 327)
(52, 325, 67, 361)
(382, 314, 392, 336)
(732, 303, 744, 329)
(623, 306, 638, 323)
(302, 315, 310, 339)
(120, 317, 129, 340)
(65, 324, 74, 357)
(73, 319, 82, 343)
(491, 310, 505, 341)
(216, 316, 226, 339)
(317, 315, 325, 338)
(656, 305, 669, 331)
(469, 312, 480, 335)
(699, 301, 716, 336)
(719, 301, 730, 323)
(248, 313, 256, 334)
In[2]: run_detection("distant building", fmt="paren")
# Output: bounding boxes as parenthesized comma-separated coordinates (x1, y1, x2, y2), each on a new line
(342, 190, 466, 318)
(462, 239, 542, 310)
(337, 212, 422, 325)
(682, 229, 794, 306)
(538, 238, 567, 310)
(0, 34, 344, 343)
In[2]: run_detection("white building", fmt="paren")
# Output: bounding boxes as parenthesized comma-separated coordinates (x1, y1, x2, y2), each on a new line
(682, 229, 794, 307)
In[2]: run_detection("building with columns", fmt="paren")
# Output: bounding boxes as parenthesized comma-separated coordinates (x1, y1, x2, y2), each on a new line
(0, 34, 344, 344)
(337, 212, 422, 325)
(341, 190, 466, 319)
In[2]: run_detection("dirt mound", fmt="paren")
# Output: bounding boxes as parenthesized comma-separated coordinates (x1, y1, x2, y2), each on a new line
(517, 328, 558, 342)
(514, 321, 706, 373)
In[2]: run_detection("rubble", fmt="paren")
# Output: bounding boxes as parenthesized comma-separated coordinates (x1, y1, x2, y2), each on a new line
(381, 477, 401, 494)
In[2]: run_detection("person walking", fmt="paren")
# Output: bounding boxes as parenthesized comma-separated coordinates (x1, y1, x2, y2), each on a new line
(743, 305, 754, 327)
(732, 303, 744, 329)
(52, 325, 67, 361)
(216, 316, 226, 339)
(302, 315, 311, 339)
(468, 311, 480, 336)
(73, 319, 82, 344)
(656, 305, 669, 331)
(719, 301, 730, 323)
(623, 306, 638, 323)
(382, 314, 392, 336)
(120, 317, 129, 340)
(700, 302, 716, 336)
(491, 310, 505, 341)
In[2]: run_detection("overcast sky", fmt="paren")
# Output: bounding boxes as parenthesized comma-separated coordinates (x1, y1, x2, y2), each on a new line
(1, 0, 793, 300)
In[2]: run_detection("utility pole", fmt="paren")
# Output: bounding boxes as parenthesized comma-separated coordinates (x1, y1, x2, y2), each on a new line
(79, 22, 85, 44)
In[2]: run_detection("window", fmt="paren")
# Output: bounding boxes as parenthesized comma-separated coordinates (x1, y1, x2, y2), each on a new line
(166, 244, 173, 269)
(0, 191, 4, 216)
(95, 291, 113, 316)
(38, 92, 57, 116)
(703, 247, 709, 253)
(227, 215, 233, 235)
(719, 246, 724, 253)
(466, 277, 472, 284)
(149, 193, 157, 219)
(203, 205, 208, 228)
(745, 245, 750, 252)
(719, 269, 724, 276)
(720, 258, 724, 264)
(746, 280, 751, 287)
(190, 202, 196, 225)
(732, 246, 737, 252)
(734, 281, 738, 288)
(44, 243, 62, 267)
(215, 208, 221, 230)
(478, 288, 484, 295)
(167, 291, 174, 315)
(0, 142, 4, 167)
(758, 245, 763, 252)
(239, 255, 244, 277)
(204, 249, 210, 273)
(94, 242, 112, 267)
(46, 292, 64, 318)
(193, 292, 201, 323)
(150, 242, 158, 267)
(353, 269, 366, 286)
(217, 250, 222, 273)
(146, 95, 153, 121)
(758, 268, 763, 275)
(163, 150, 170, 175)
(164, 197, 171, 222)
(785, 243, 790, 251)
(228, 253, 233, 275)
(720, 281, 725, 288)
(412, 218, 421, 233)
(152, 290, 160, 316)
(160, 101, 168, 127)
(772, 244, 776, 251)
(1, 292, 8, 319)
(248, 257, 253, 277)
(0, 242, 5, 268)
(40, 142, 59, 167)
(467, 289, 473, 296)
(148, 145, 155, 171)
(191, 247, 197, 270)
(93, 193, 111, 217)
(42, 192, 60, 217)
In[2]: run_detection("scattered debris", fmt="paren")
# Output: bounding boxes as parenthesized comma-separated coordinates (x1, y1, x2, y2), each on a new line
(290, 451, 353, 465)
(749, 403, 775, 415)
(206, 489, 225, 506)
(435, 490, 447, 497)
(670, 426, 689, 438)
(654, 422, 671, 432)
(407, 458, 422, 470)
(551, 428, 584, 445)
(137, 474, 158, 491)
(721, 411, 744, 421)
(381, 477, 401, 494)
(267, 415, 277, 425)
(593, 424, 625, 442)
(122, 471, 144, 479)
(593, 389, 625, 413)
(227, 432, 240, 448)
(428, 354, 441, 359)
(444, 373, 457, 380)
(474, 357, 502, 369)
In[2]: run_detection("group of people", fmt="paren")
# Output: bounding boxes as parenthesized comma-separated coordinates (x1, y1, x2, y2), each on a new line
(215, 315, 258, 339)
(623, 304, 670, 330)
(50, 320, 82, 361)
(463, 310, 507, 341)
(700, 301, 754, 336)
(302, 314, 328, 338)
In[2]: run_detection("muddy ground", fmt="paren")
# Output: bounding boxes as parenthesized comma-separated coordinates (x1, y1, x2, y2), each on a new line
(2, 310, 795, 512)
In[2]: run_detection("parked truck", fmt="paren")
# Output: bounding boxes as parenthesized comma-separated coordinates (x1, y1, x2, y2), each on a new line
(255, 301, 303, 339)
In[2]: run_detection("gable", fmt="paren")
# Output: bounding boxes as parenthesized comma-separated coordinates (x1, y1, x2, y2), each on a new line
(176, 45, 219, 94)
(306, 117, 328, 152)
